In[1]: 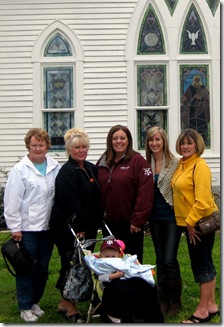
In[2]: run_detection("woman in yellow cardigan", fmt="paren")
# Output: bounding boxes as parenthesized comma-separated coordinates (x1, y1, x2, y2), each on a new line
(171, 129, 219, 323)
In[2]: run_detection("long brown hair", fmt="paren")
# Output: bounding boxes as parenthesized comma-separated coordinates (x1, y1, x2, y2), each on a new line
(104, 125, 137, 166)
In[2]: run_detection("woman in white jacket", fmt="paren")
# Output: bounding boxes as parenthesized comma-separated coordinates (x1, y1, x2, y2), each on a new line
(4, 128, 61, 322)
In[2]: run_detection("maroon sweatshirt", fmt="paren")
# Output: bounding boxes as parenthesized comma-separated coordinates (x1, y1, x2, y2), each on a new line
(96, 152, 154, 228)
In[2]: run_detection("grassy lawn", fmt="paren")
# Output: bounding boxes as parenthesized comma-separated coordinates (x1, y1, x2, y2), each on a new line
(0, 230, 221, 324)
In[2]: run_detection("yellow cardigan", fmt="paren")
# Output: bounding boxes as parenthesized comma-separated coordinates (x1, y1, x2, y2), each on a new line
(171, 153, 218, 227)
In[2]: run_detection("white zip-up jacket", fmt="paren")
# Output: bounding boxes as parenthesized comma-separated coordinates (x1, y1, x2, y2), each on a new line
(4, 154, 61, 232)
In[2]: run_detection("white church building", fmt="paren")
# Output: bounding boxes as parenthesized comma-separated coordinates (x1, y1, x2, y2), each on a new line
(0, 0, 220, 190)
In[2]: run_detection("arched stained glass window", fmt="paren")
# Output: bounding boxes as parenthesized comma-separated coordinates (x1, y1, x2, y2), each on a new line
(137, 4, 165, 54)
(180, 4, 207, 54)
(44, 33, 72, 57)
(206, 0, 219, 16)
(164, 0, 179, 16)
(43, 33, 74, 150)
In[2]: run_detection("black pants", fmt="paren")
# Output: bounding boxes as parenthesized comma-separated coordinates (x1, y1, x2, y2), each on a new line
(150, 220, 182, 283)
(100, 277, 164, 323)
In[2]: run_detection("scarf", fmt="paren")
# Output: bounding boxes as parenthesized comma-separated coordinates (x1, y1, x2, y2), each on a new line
(151, 155, 179, 206)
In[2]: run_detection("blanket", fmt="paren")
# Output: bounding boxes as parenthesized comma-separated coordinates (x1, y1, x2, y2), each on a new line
(84, 254, 155, 286)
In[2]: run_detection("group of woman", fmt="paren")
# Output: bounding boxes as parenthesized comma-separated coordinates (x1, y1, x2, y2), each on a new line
(4, 125, 219, 323)
(146, 127, 219, 323)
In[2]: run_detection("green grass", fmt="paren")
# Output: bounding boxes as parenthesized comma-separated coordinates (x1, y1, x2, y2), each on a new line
(0, 231, 220, 324)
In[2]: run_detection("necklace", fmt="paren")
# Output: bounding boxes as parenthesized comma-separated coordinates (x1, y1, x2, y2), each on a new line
(82, 167, 95, 183)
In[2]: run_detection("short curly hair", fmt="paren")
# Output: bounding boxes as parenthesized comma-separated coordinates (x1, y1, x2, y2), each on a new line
(24, 128, 51, 150)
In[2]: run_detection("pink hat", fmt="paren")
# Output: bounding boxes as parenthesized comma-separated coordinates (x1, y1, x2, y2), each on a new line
(100, 239, 120, 252)
(116, 240, 125, 251)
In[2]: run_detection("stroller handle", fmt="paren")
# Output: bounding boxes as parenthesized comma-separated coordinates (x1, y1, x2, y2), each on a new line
(102, 220, 113, 236)
(67, 214, 115, 249)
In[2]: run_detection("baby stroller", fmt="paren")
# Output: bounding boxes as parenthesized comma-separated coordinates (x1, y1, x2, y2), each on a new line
(65, 217, 164, 323)
(62, 216, 113, 306)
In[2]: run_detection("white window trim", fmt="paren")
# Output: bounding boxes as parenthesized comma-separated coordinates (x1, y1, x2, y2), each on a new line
(32, 20, 84, 158)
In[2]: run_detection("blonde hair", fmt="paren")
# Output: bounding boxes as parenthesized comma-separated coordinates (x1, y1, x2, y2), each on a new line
(24, 128, 51, 150)
(176, 128, 205, 156)
(64, 128, 90, 157)
(145, 126, 174, 167)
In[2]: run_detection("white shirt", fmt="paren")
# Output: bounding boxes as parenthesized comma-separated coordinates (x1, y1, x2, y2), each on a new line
(4, 154, 61, 232)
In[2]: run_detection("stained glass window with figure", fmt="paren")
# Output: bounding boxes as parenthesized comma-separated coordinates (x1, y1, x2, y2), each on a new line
(180, 65, 210, 148)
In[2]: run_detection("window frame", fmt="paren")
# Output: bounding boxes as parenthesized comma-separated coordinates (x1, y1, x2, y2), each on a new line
(32, 22, 84, 156)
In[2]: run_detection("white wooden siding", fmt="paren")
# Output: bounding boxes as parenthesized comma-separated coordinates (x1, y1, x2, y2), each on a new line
(0, 0, 220, 187)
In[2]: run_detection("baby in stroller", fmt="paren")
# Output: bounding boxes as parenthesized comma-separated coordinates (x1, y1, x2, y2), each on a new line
(84, 239, 164, 323)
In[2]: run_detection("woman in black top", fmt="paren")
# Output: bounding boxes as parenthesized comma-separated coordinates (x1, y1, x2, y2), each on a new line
(50, 128, 102, 322)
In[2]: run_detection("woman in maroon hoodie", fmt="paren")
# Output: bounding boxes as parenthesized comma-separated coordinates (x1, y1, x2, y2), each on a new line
(96, 125, 154, 263)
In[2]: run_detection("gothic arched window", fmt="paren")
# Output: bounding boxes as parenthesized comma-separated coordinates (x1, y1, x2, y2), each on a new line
(137, 4, 165, 55)
(44, 33, 72, 57)
(136, 4, 167, 149)
(180, 4, 207, 54)
(43, 33, 74, 150)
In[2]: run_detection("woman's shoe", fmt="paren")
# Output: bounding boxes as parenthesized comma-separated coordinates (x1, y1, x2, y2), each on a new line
(182, 314, 211, 323)
(65, 312, 85, 323)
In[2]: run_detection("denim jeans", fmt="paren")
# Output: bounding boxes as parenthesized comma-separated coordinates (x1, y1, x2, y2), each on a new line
(150, 219, 182, 284)
(16, 231, 54, 310)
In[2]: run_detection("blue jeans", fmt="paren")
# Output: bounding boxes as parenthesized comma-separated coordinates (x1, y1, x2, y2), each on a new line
(186, 230, 217, 283)
(16, 231, 54, 310)
(150, 220, 182, 283)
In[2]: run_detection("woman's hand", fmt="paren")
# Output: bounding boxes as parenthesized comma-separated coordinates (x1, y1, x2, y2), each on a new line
(130, 224, 141, 234)
(12, 232, 22, 242)
(186, 224, 201, 245)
